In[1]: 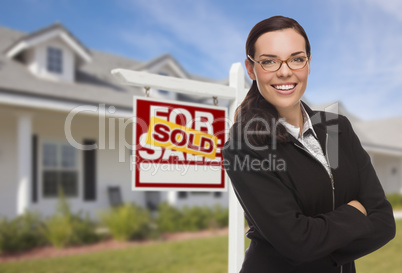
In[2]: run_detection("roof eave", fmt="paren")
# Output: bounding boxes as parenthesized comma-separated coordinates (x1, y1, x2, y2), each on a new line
(5, 26, 92, 64)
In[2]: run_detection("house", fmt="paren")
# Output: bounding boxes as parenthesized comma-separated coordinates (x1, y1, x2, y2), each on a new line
(0, 23, 401, 220)
(0, 23, 231, 220)
(313, 102, 402, 194)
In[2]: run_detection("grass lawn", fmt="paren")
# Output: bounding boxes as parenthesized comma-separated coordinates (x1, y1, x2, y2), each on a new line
(0, 220, 400, 273)
(0, 236, 229, 273)
(355, 219, 402, 273)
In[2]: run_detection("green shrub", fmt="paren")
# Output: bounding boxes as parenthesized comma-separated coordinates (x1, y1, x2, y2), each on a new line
(155, 202, 183, 232)
(100, 203, 152, 241)
(210, 205, 229, 228)
(0, 211, 46, 253)
(155, 203, 229, 233)
(387, 194, 402, 210)
(44, 214, 98, 248)
(42, 190, 99, 248)
(180, 206, 211, 231)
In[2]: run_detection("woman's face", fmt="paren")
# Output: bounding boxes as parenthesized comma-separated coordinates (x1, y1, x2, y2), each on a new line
(245, 28, 310, 116)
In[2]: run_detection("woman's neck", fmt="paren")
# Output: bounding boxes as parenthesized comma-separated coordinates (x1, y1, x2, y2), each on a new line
(278, 102, 304, 130)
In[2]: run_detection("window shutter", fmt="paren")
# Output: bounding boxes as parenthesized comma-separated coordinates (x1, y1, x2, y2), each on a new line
(32, 134, 38, 203)
(83, 139, 96, 201)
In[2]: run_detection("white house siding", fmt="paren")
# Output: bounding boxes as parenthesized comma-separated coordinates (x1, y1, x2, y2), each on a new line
(97, 117, 145, 211)
(174, 192, 229, 209)
(24, 108, 142, 220)
(34, 37, 75, 83)
(371, 153, 402, 194)
(30, 108, 81, 217)
(0, 109, 18, 219)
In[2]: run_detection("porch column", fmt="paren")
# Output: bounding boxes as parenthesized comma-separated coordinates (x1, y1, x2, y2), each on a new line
(17, 115, 32, 215)
(400, 158, 402, 194)
(167, 191, 177, 205)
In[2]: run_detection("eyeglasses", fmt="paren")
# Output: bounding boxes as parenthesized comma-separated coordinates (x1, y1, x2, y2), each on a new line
(247, 54, 309, 72)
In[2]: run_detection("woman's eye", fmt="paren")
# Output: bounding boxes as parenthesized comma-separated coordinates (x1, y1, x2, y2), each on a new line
(291, 57, 306, 63)
(261, 59, 276, 65)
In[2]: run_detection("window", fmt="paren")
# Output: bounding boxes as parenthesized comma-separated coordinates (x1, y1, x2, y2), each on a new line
(42, 142, 78, 197)
(178, 192, 188, 199)
(47, 47, 63, 74)
(213, 192, 222, 198)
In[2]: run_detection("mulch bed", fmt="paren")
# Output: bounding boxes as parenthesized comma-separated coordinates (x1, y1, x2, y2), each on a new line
(0, 227, 228, 263)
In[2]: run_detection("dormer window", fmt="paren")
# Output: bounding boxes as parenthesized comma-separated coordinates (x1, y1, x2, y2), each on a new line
(5, 23, 92, 83)
(47, 47, 63, 74)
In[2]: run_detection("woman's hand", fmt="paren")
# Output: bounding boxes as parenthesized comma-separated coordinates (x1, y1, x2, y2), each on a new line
(348, 200, 367, 216)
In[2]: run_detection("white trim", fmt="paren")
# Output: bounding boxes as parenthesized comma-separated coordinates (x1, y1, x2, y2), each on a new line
(0, 92, 132, 118)
(6, 41, 28, 59)
(6, 28, 91, 63)
(17, 114, 32, 215)
(362, 143, 402, 157)
(39, 138, 82, 200)
(146, 57, 189, 79)
(59, 32, 91, 63)
(399, 158, 402, 194)
(112, 68, 237, 100)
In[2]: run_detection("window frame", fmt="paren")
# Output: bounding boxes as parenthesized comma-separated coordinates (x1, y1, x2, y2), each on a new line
(46, 46, 63, 74)
(40, 140, 80, 198)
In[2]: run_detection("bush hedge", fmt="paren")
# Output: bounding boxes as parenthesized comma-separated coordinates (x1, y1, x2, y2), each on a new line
(0, 196, 229, 252)
(100, 204, 152, 241)
(155, 202, 229, 233)
(42, 191, 99, 248)
(0, 212, 46, 253)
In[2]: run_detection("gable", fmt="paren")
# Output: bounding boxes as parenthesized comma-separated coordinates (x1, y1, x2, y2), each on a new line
(3, 24, 92, 83)
(136, 54, 189, 79)
(5, 23, 91, 65)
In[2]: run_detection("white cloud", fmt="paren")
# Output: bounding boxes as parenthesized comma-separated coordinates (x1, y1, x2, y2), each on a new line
(367, 0, 402, 22)
(117, 0, 245, 79)
(308, 0, 402, 120)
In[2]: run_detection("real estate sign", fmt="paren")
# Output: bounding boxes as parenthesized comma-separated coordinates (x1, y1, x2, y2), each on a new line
(132, 97, 227, 191)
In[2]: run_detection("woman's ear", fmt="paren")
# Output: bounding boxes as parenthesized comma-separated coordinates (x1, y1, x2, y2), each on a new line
(245, 58, 256, 81)
(308, 55, 311, 75)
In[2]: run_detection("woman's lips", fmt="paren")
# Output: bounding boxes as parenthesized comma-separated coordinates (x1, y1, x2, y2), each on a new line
(271, 83, 297, 95)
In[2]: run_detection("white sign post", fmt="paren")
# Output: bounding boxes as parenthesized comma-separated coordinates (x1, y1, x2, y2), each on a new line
(112, 63, 247, 273)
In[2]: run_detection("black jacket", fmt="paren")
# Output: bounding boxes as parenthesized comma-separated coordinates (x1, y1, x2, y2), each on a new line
(223, 103, 396, 273)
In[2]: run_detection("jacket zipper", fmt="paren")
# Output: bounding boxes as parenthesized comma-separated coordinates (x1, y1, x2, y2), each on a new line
(294, 133, 343, 273)
(325, 133, 336, 211)
(293, 134, 334, 208)
(325, 134, 342, 273)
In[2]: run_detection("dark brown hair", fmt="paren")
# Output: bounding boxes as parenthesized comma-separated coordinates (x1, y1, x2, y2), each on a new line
(234, 16, 311, 145)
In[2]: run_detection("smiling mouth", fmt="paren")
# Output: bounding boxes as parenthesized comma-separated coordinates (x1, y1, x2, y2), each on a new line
(272, 83, 297, 91)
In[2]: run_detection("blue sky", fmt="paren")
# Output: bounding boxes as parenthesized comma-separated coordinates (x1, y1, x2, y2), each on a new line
(1, 0, 402, 120)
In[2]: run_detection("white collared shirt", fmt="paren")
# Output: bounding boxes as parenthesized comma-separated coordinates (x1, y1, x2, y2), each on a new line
(279, 104, 331, 175)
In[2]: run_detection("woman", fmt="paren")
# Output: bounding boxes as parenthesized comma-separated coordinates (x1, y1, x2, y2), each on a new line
(223, 16, 395, 273)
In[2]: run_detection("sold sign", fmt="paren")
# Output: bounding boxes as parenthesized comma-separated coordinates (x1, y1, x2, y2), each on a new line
(145, 117, 218, 159)
(133, 97, 227, 191)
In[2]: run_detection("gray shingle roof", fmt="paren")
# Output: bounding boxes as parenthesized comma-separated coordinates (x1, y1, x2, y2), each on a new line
(313, 100, 402, 150)
(353, 117, 402, 150)
(3, 23, 92, 59)
(0, 24, 230, 109)
(0, 25, 159, 109)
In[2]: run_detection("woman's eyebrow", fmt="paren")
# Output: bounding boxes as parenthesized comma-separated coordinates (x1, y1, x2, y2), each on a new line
(259, 51, 305, 58)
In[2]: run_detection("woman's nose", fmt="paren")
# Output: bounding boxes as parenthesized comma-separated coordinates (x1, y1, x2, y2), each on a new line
(276, 61, 292, 78)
